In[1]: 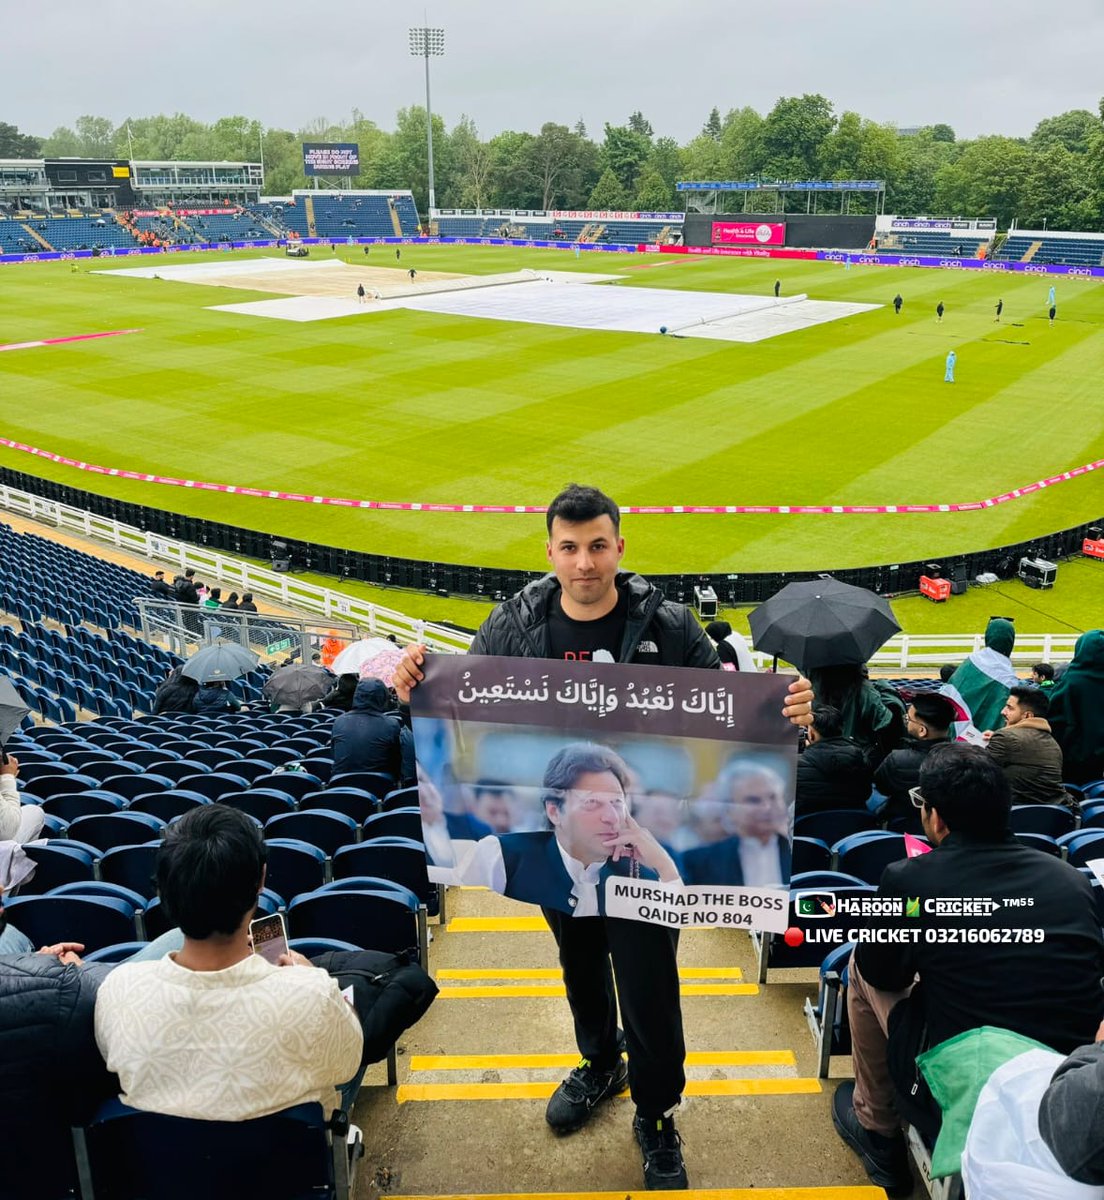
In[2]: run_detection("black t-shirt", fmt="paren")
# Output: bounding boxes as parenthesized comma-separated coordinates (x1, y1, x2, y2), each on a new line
(546, 590, 627, 662)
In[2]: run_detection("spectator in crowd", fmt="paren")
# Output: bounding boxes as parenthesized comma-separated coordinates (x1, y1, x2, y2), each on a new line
(152, 667, 199, 715)
(221, 591, 241, 610)
(872, 693, 955, 820)
(394, 482, 815, 1192)
(203, 587, 222, 609)
(194, 681, 241, 714)
(0, 755, 44, 844)
(681, 760, 791, 887)
(331, 678, 411, 782)
(938, 664, 956, 684)
(1030, 661, 1055, 689)
(238, 593, 258, 613)
(984, 686, 1069, 806)
(150, 569, 173, 600)
(808, 664, 905, 767)
(704, 621, 757, 672)
(942, 618, 1018, 733)
(1047, 630, 1104, 785)
(321, 673, 359, 711)
(795, 703, 873, 815)
(832, 744, 1104, 1197)
(94, 807, 364, 1121)
(173, 569, 199, 606)
(1038, 1018, 1104, 1186)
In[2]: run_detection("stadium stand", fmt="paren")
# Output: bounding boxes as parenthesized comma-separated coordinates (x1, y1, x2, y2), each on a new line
(995, 233, 1104, 266)
(885, 230, 990, 257)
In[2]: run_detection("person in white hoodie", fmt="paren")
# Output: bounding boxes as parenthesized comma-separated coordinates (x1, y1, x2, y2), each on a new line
(0, 756, 44, 844)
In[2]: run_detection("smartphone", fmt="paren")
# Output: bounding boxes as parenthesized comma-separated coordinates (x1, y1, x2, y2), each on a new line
(250, 913, 289, 965)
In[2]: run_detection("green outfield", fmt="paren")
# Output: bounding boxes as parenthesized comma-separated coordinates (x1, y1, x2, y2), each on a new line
(0, 244, 1101, 596)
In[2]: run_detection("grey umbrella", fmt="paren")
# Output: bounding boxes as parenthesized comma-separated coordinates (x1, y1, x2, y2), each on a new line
(0, 677, 29, 754)
(262, 664, 333, 709)
(748, 579, 901, 672)
(181, 643, 259, 684)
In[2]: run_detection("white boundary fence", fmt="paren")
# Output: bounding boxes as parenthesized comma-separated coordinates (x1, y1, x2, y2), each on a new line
(0, 482, 1082, 671)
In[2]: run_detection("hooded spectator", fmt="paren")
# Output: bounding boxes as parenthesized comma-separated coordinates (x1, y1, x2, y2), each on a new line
(1047, 630, 1104, 785)
(808, 664, 905, 767)
(194, 682, 241, 714)
(152, 667, 199, 715)
(330, 678, 412, 781)
(943, 618, 1018, 733)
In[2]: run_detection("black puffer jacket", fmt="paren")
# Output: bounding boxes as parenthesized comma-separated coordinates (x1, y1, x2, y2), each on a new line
(470, 572, 718, 669)
(0, 955, 116, 1200)
(331, 678, 412, 780)
(795, 736, 873, 815)
(873, 737, 946, 818)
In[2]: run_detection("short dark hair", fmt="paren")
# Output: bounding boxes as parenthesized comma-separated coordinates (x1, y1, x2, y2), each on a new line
(1031, 662, 1055, 681)
(911, 693, 955, 734)
(939, 663, 957, 683)
(542, 743, 630, 812)
(185, 568, 196, 578)
(705, 621, 732, 644)
(154, 570, 164, 578)
(241, 592, 253, 603)
(811, 703, 843, 739)
(1009, 685, 1049, 718)
(918, 743, 1011, 836)
(545, 484, 620, 536)
(157, 806, 266, 939)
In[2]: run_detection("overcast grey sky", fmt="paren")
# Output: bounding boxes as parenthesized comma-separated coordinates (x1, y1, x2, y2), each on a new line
(8, 0, 1103, 144)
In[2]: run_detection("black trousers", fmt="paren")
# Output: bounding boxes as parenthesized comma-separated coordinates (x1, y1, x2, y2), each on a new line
(542, 909, 685, 1119)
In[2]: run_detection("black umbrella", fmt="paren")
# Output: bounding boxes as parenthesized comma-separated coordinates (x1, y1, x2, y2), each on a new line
(181, 643, 259, 684)
(262, 664, 333, 708)
(0, 677, 29, 753)
(748, 579, 900, 672)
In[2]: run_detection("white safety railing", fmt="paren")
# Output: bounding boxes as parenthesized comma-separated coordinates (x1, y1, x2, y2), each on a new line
(0, 483, 471, 655)
(0, 483, 1082, 671)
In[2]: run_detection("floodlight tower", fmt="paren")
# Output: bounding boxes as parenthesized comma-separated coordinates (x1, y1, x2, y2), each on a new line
(409, 25, 445, 214)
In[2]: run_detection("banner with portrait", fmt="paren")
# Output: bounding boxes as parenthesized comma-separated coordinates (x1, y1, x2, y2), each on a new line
(410, 656, 798, 933)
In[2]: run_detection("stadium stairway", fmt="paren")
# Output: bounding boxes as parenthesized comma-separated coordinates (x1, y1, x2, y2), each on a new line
(389, 200, 403, 238)
(305, 194, 318, 237)
(20, 222, 53, 250)
(355, 884, 882, 1197)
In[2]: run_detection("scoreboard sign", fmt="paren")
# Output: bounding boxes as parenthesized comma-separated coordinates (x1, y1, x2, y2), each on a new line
(302, 143, 360, 176)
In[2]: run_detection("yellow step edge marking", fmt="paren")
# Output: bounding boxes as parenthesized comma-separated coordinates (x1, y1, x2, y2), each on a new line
(446, 917, 549, 932)
(387, 1189, 885, 1199)
(409, 1050, 796, 1071)
(396, 1078, 821, 1103)
(436, 984, 759, 999)
(437, 966, 744, 981)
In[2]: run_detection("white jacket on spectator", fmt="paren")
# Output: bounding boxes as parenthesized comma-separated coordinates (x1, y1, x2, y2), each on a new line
(95, 953, 363, 1121)
(0, 773, 44, 844)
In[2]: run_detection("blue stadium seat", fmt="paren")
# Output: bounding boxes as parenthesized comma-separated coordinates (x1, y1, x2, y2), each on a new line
(833, 831, 921, 885)
(172, 772, 251, 801)
(362, 808, 422, 844)
(1014, 832, 1062, 856)
(328, 771, 395, 798)
(3, 894, 138, 954)
(219, 789, 296, 823)
(251, 772, 324, 802)
(332, 838, 431, 905)
(128, 791, 212, 822)
(99, 844, 161, 900)
(97, 773, 175, 800)
(74, 1098, 354, 1200)
(287, 888, 419, 957)
(19, 842, 98, 894)
(792, 836, 831, 875)
(264, 839, 328, 902)
(41, 790, 126, 822)
(1008, 804, 1077, 838)
(83, 941, 150, 963)
(302, 788, 378, 824)
(794, 809, 880, 843)
(381, 786, 419, 812)
(1059, 830, 1104, 868)
(67, 811, 167, 853)
(266, 810, 359, 856)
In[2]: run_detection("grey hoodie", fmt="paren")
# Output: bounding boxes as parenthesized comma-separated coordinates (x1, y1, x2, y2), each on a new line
(1039, 1040, 1104, 1185)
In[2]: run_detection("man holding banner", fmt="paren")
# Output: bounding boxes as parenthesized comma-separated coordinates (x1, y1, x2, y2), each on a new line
(396, 483, 813, 1192)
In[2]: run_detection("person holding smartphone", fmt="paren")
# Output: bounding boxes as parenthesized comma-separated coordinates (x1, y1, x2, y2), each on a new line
(95, 807, 364, 1120)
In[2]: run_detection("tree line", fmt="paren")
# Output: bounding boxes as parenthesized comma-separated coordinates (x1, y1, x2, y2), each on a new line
(3, 94, 1103, 229)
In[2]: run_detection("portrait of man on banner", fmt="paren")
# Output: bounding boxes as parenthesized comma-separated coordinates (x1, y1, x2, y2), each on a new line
(410, 655, 797, 934)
